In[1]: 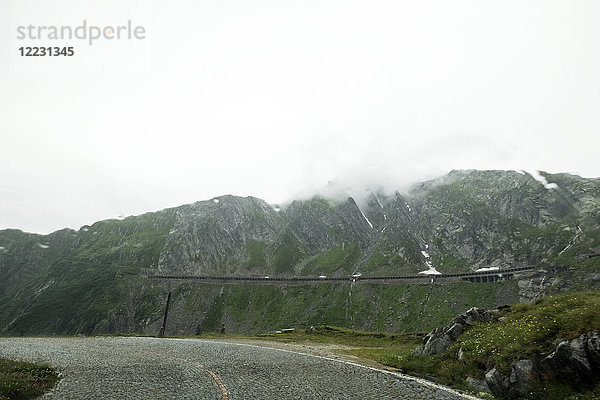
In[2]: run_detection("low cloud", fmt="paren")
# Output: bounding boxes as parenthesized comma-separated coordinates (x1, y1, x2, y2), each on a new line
(287, 129, 515, 206)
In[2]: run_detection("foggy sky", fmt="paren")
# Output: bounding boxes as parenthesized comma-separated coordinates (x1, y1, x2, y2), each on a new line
(1, 0, 599, 234)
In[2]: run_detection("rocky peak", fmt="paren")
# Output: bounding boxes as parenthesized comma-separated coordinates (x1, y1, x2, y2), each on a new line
(158, 195, 284, 275)
(5, 169, 600, 280)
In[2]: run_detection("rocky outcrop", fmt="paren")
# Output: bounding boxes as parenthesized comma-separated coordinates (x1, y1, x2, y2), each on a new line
(484, 359, 534, 399)
(465, 376, 489, 394)
(540, 331, 600, 385)
(158, 195, 284, 275)
(517, 271, 559, 303)
(412, 308, 599, 399)
(482, 332, 600, 399)
(412, 307, 496, 357)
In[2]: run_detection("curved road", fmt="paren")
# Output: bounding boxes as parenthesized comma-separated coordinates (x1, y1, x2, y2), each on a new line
(0, 337, 476, 399)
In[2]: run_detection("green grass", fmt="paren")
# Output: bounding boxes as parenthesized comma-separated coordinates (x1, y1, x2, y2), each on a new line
(245, 240, 267, 269)
(433, 254, 470, 274)
(364, 244, 407, 273)
(273, 231, 305, 274)
(0, 358, 60, 400)
(302, 244, 361, 275)
(256, 325, 421, 346)
(449, 291, 600, 376)
(186, 280, 511, 336)
(195, 325, 424, 367)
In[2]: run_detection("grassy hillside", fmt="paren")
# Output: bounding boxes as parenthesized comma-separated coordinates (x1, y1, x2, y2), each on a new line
(0, 211, 175, 335)
(360, 290, 600, 399)
(167, 280, 518, 336)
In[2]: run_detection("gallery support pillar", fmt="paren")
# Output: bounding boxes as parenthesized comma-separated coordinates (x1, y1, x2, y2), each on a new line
(158, 291, 172, 338)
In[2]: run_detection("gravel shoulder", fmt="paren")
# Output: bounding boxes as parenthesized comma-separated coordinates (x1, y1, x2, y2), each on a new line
(218, 338, 400, 371)
(216, 338, 480, 399)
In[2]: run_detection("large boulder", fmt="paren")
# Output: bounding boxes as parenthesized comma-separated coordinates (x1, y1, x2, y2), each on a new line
(540, 331, 600, 385)
(485, 367, 509, 398)
(586, 333, 600, 367)
(466, 376, 490, 394)
(484, 359, 534, 399)
(509, 359, 534, 397)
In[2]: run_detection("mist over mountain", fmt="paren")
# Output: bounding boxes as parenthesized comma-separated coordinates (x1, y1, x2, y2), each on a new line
(1, 169, 599, 336)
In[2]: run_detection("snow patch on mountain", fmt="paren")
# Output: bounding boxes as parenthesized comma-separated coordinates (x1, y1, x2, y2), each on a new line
(419, 244, 441, 275)
(359, 209, 373, 229)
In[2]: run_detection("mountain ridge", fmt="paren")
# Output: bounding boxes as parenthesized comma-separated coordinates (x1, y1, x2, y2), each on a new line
(3, 169, 599, 278)
(1, 169, 599, 335)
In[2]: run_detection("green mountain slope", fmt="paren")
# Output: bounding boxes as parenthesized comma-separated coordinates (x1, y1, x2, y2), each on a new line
(0, 170, 598, 335)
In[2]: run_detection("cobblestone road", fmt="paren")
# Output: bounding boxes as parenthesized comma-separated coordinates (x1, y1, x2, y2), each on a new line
(0, 337, 478, 399)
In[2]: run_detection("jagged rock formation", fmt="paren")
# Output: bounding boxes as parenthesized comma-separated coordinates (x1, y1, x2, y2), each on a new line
(484, 359, 535, 399)
(158, 196, 284, 275)
(148, 170, 600, 278)
(540, 331, 600, 385)
(412, 307, 497, 357)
